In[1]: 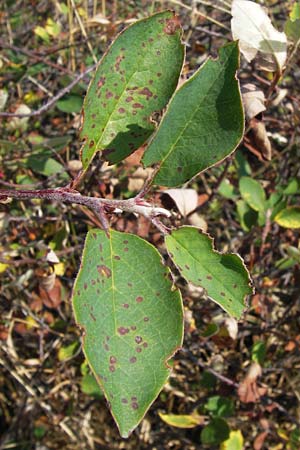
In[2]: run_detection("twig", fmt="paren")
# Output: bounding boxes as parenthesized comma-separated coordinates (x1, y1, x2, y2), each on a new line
(0, 40, 73, 75)
(164, 0, 231, 31)
(0, 187, 171, 232)
(0, 65, 96, 118)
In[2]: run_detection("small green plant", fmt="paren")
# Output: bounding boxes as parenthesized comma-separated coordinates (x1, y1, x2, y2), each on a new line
(0, 11, 253, 437)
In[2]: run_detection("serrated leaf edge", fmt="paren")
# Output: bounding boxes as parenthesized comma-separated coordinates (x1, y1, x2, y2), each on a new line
(165, 226, 253, 319)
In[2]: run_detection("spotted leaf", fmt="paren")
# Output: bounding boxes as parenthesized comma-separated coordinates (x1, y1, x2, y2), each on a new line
(142, 41, 244, 186)
(72, 229, 183, 437)
(80, 11, 184, 168)
(165, 227, 252, 318)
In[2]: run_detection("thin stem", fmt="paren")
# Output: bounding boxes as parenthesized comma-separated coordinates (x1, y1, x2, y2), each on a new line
(0, 187, 171, 231)
(0, 65, 96, 118)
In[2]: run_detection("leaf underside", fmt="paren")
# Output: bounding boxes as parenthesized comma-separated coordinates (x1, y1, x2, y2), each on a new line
(80, 11, 184, 169)
(72, 229, 183, 437)
(165, 227, 252, 318)
(142, 41, 244, 187)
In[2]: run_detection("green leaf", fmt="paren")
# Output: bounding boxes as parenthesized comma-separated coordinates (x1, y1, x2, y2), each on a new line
(220, 430, 244, 450)
(239, 177, 266, 212)
(274, 206, 300, 228)
(289, 428, 300, 450)
(282, 178, 300, 195)
(201, 417, 230, 445)
(80, 11, 184, 168)
(236, 199, 258, 231)
(81, 373, 104, 399)
(26, 151, 69, 179)
(251, 341, 266, 365)
(57, 94, 83, 113)
(142, 42, 244, 187)
(218, 179, 238, 199)
(159, 412, 203, 428)
(285, 3, 300, 42)
(58, 341, 80, 361)
(204, 396, 234, 418)
(72, 229, 183, 438)
(165, 227, 252, 318)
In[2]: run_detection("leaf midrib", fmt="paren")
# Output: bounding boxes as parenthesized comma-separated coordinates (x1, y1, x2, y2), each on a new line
(153, 47, 233, 171)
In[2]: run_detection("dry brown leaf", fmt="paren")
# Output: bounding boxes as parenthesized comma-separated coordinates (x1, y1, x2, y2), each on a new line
(249, 118, 272, 161)
(163, 189, 198, 217)
(241, 83, 266, 120)
(238, 362, 267, 403)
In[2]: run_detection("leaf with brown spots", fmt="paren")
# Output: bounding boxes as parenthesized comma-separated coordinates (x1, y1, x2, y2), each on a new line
(80, 11, 184, 169)
(165, 227, 253, 318)
(143, 42, 244, 186)
(72, 229, 183, 437)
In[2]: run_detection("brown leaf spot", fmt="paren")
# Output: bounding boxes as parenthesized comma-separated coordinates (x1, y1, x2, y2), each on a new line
(138, 87, 153, 100)
(130, 325, 137, 331)
(136, 296, 143, 303)
(233, 284, 237, 289)
(206, 275, 212, 280)
(91, 279, 96, 285)
(123, 303, 129, 309)
(97, 265, 112, 278)
(156, 50, 161, 56)
(149, 79, 153, 84)
(89, 312, 96, 321)
(177, 166, 182, 172)
(136, 347, 142, 353)
(185, 264, 190, 270)
(220, 292, 226, 297)
(164, 15, 181, 35)
(110, 356, 117, 364)
(84, 283, 88, 290)
(143, 317, 149, 322)
(130, 357, 137, 363)
(97, 77, 106, 88)
(124, 247, 129, 252)
(109, 365, 115, 372)
(77, 290, 81, 296)
(143, 342, 148, 348)
(121, 398, 128, 404)
(115, 55, 122, 72)
(89, 140, 95, 148)
(118, 107, 126, 114)
(157, 72, 162, 77)
(128, 282, 133, 287)
(114, 255, 121, 260)
(99, 244, 103, 252)
(132, 103, 144, 109)
(118, 327, 129, 335)
(126, 96, 133, 102)
(104, 344, 109, 351)
(135, 336, 143, 344)
(131, 402, 139, 410)
(105, 91, 113, 99)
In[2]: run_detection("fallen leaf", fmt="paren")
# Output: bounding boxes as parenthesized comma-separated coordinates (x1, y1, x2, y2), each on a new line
(163, 189, 198, 217)
(231, 0, 287, 72)
(238, 362, 267, 403)
(241, 83, 266, 120)
(249, 118, 272, 161)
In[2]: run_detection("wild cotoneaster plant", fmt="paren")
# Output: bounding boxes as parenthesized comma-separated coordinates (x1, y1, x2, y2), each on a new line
(0, 11, 252, 437)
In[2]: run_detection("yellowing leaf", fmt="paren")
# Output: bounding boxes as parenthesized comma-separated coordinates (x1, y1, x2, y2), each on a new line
(274, 207, 300, 228)
(159, 412, 204, 428)
(54, 263, 65, 276)
(231, 0, 287, 72)
(0, 263, 9, 273)
(220, 430, 244, 450)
